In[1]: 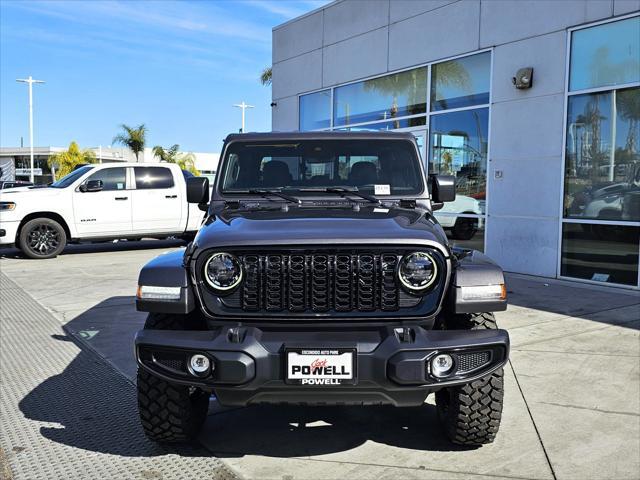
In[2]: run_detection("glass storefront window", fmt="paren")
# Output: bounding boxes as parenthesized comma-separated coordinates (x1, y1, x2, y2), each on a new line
(429, 108, 488, 200)
(299, 90, 331, 131)
(431, 51, 490, 111)
(333, 67, 427, 127)
(564, 88, 640, 221)
(561, 223, 640, 286)
(335, 116, 426, 131)
(569, 16, 640, 92)
(441, 217, 485, 252)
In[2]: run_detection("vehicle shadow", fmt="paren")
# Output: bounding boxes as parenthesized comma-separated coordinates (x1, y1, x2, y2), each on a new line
(504, 273, 640, 330)
(0, 238, 186, 259)
(202, 402, 472, 458)
(18, 296, 470, 458)
(17, 333, 207, 458)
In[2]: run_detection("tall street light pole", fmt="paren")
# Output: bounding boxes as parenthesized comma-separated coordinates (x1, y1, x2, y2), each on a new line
(233, 101, 254, 133)
(16, 76, 45, 183)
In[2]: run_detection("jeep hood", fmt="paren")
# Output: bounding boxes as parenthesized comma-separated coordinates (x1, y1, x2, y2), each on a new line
(194, 206, 450, 254)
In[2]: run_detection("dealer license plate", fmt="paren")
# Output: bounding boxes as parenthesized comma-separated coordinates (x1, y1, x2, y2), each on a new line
(286, 348, 356, 385)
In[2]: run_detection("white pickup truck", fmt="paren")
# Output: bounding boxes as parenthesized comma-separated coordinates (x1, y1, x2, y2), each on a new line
(0, 162, 207, 259)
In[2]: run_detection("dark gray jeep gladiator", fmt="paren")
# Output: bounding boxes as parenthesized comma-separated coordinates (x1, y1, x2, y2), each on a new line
(134, 131, 509, 446)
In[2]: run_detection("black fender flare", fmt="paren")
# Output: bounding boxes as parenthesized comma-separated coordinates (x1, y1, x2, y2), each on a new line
(451, 249, 507, 314)
(136, 249, 196, 314)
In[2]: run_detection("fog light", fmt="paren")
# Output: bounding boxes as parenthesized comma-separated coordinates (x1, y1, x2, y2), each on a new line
(189, 354, 211, 376)
(431, 353, 454, 378)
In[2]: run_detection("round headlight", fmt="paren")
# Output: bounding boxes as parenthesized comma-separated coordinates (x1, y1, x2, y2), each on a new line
(204, 252, 242, 291)
(398, 252, 438, 292)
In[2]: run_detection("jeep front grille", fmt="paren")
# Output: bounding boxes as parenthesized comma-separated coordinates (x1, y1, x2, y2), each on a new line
(237, 253, 405, 313)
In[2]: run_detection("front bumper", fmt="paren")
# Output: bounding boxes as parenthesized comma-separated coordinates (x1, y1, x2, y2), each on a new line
(135, 325, 509, 407)
(0, 220, 19, 245)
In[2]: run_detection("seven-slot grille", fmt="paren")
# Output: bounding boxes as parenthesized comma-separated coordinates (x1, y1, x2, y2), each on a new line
(237, 252, 403, 313)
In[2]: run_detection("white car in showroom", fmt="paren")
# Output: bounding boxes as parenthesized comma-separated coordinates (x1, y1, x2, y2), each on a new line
(0, 162, 207, 259)
(436, 194, 484, 240)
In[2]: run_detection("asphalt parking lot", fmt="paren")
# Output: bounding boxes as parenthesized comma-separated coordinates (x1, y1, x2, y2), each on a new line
(1, 241, 639, 480)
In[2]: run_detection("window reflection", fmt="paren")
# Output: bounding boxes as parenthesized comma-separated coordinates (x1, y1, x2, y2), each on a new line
(86, 168, 126, 191)
(438, 214, 485, 250)
(336, 116, 426, 131)
(429, 108, 488, 203)
(431, 52, 490, 111)
(333, 67, 427, 127)
(569, 16, 640, 92)
(561, 223, 639, 286)
(564, 88, 640, 221)
(299, 90, 331, 131)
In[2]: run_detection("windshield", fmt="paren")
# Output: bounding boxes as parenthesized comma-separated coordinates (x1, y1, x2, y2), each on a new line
(50, 165, 94, 188)
(220, 139, 423, 196)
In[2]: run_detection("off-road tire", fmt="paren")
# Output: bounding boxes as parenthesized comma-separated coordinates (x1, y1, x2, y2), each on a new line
(436, 312, 504, 446)
(137, 313, 209, 443)
(18, 217, 67, 259)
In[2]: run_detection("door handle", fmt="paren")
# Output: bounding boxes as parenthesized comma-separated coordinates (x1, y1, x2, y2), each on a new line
(165, 195, 177, 199)
(115, 196, 128, 201)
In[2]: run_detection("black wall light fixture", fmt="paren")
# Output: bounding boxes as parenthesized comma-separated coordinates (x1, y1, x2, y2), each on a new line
(512, 68, 533, 89)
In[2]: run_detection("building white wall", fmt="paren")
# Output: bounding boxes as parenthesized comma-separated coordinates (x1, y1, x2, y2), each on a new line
(141, 148, 219, 172)
(271, 0, 639, 279)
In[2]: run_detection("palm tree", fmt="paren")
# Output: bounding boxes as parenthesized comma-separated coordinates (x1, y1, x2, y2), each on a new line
(152, 144, 180, 163)
(260, 67, 272, 86)
(617, 89, 639, 156)
(575, 97, 607, 181)
(358, 62, 471, 127)
(47, 141, 96, 180)
(152, 144, 200, 175)
(175, 152, 200, 176)
(113, 124, 147, 161)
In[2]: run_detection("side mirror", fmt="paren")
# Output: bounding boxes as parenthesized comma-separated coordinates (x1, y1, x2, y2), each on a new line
(429, 175, 456, 209)
(186, 176, 210, 211)
(80, 179, 103, 192)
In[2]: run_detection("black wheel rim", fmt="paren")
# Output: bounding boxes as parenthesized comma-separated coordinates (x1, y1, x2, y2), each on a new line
(27, 224, 60, 256)
(458, 219, 476, 237)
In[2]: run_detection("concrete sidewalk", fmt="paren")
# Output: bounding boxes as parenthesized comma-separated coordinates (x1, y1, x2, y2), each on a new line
(1, 241, 639, 480)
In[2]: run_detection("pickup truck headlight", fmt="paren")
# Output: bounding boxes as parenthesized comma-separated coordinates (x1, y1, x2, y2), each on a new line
(398, 252, 438, 292)
(0, 202, 16, 211)
(204, 252, 243, 292)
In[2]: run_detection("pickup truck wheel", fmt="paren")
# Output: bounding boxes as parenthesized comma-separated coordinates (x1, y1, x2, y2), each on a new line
(137, 313, 209, 443)
(18, 218, 67, 259)
(451, 217, 478, 241)
(435, 312, 504, 446)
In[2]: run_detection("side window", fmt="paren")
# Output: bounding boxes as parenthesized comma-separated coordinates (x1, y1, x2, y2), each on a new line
(134, 167, 174, 189)
(86, 168, 127, 191)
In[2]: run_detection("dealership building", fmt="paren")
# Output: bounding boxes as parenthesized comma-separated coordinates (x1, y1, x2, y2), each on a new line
(0, 147, 219, 185)
(270, 0, 640, 289)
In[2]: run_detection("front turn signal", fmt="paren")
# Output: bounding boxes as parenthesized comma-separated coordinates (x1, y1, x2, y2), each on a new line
(460, 284, 507, 301)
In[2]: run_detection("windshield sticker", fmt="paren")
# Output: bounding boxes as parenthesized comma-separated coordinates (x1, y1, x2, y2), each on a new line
(373, 208, 389, 213)
(374, 184, 390, 195)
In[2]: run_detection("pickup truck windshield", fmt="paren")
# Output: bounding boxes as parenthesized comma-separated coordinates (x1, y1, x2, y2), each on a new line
(50, 165, 94, 188)
(221, 140, 423, 196)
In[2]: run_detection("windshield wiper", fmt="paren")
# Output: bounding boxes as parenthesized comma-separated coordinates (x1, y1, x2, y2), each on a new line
(298, 187, 381, 205)
(230, 188, 301, 205)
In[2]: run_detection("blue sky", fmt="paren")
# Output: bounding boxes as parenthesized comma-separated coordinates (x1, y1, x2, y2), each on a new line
(1, 0, 324, 152)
